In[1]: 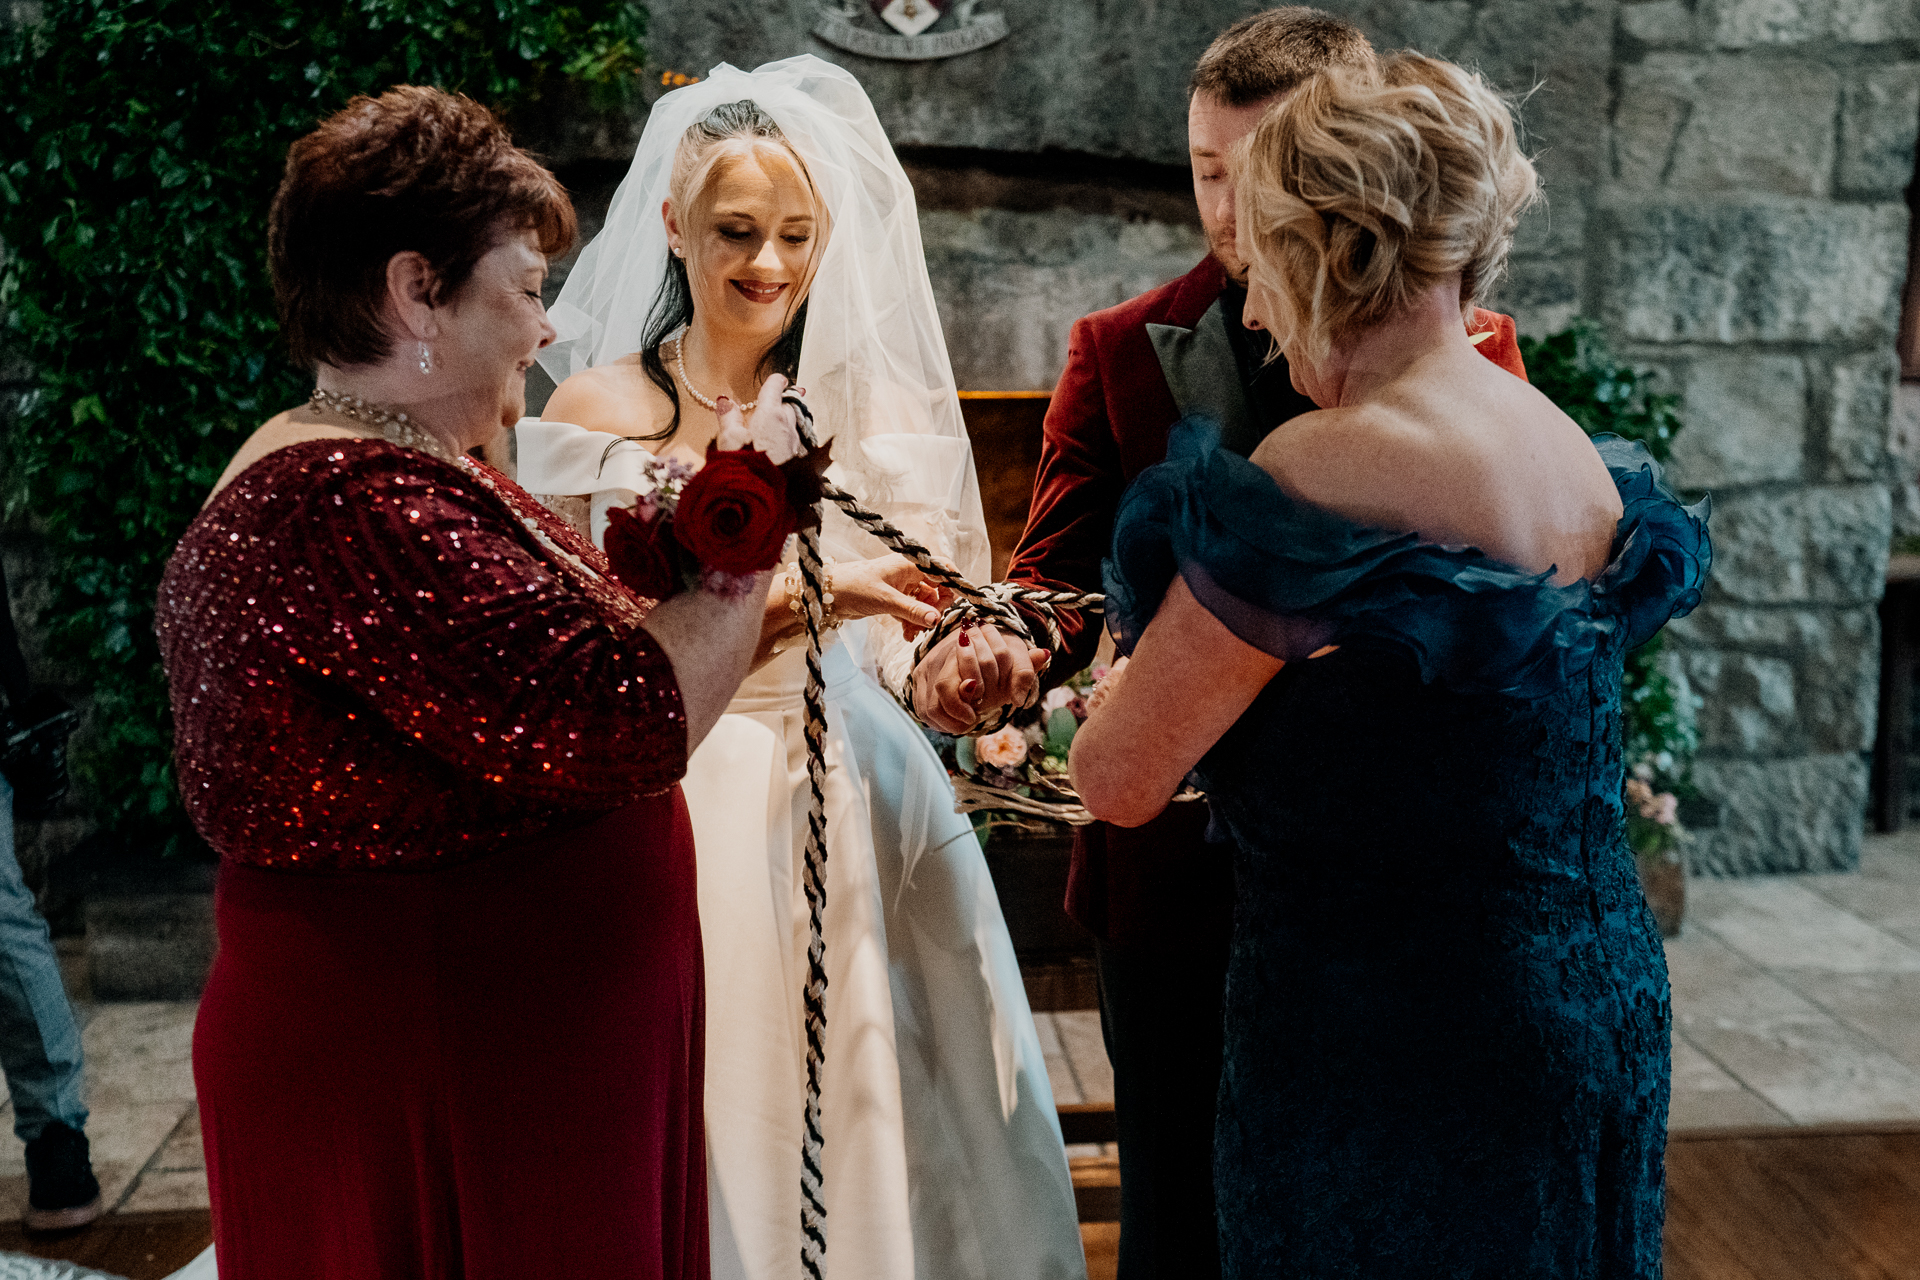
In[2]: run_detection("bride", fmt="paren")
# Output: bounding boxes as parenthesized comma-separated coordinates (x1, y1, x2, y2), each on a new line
(517, 57, 1084, 1280)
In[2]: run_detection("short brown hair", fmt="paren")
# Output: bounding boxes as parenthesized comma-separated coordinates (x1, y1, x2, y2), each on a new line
(269, 86, 576, 370)
(1235, 53, 1539, 361)
(1189, 7, 1377, 106)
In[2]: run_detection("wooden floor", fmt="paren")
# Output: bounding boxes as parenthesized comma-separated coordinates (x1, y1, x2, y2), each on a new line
(2, 1125, 1914, 1280)
(1665, 1123, 1920, 1280)
(0, 1209, 210, 1277)
(1075, 1122, 1920, 1280)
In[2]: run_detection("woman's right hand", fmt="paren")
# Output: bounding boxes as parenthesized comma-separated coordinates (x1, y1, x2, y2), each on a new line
(714, 374, 803, 463)
(830, 554, 950, 637)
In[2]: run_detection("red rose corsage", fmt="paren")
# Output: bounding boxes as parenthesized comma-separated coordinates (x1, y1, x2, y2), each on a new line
(603, 440, 832, 601)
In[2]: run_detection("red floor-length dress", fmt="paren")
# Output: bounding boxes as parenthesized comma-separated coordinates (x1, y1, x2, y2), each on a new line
(157, 439, 709, 1280)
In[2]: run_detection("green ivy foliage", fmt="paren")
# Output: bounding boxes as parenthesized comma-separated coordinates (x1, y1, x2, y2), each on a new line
(1519, 321, 1699, 801)
(0, 0, 645, 849)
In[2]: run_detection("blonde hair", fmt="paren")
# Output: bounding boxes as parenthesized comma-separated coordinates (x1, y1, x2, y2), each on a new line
(1233, 52, 1538, 363)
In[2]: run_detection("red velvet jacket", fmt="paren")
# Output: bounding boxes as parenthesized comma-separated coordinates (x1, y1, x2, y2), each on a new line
(1006, 256, 1527, 944)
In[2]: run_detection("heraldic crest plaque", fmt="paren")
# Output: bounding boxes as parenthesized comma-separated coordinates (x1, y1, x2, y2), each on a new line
(813, 0, 1008, 61)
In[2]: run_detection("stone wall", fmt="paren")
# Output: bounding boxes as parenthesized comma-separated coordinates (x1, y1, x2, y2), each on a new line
(1605, 1, 1917, 872)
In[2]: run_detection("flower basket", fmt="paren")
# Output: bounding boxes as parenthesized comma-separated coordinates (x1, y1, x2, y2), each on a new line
(1626, 785, 1686, 939)
(933, 664, 1204, 827)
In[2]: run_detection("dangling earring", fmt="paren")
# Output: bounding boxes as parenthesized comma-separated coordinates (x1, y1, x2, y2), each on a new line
(417, 342, 433, 376)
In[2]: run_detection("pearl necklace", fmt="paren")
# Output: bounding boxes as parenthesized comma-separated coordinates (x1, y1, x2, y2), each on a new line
(671, 331, 755, 413)
(307, 389, 460, 466)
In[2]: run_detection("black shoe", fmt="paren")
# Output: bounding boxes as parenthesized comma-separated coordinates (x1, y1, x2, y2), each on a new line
(23, 1121, 103, 1231)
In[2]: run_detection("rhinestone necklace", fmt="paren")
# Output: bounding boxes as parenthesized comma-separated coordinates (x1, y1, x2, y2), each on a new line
(307, 389, 461, 466)
(671, 330, 755, 413)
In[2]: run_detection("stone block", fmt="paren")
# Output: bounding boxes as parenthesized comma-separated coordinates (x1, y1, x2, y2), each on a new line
(1667, 354, 1807, 488)
(1688, 754, 1865, 874)
(1463, 0, 1615, 187)
(1617, 56, 1839, 197)
(1677, 650, 1798, 753)
(1622, 0, 1701, 47)
(1667, 605, 1879, 754)
(1704, 0, 1917, 44)
(1704, 484, 1891, 605)
(1488, 257, 1582, 340)
(921, 208, 1204, 389)
(1707, 0, 1829, 46)
(1613, 76, 1693, 190)
(1833, 0, 1920, 41)
(1839, 65, 1920, 197)
(1665, 600, 1875, 653)
(1511, 190, 1588, 260)
(1890, 383, 1920, 534)
(1826, 350, 1900, 481)
(1389, 0, 1479, 55)
(1604, 200, 1907, 344)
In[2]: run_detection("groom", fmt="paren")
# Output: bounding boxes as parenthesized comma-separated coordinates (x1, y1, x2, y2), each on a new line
(913, 8, 1527, 1277)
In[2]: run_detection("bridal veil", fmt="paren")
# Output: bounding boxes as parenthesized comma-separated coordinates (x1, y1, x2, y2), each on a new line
(538, 55, 992, 610)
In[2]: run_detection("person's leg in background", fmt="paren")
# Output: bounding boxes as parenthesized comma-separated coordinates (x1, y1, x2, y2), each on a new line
(1093, 810, 1236, 1280)
(0, 774, 100, 1230)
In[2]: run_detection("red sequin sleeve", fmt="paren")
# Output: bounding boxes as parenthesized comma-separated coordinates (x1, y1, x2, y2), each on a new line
(281, 446, 688, 807)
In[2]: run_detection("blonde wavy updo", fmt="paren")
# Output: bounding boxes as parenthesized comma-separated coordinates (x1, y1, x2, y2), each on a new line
(1234, 52, 1539, 362)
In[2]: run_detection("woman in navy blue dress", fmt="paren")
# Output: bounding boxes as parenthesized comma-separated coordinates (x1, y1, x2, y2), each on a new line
(1072, 53, 1708, 1278)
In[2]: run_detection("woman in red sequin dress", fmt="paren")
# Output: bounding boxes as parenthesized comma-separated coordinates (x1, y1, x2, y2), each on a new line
(156, 88, 801, 1279)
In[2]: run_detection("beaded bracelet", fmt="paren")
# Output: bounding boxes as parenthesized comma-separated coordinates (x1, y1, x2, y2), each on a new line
(785, 562, 839, 632)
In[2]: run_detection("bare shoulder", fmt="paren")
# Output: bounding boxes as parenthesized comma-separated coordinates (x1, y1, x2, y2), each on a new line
(206, 409, 359, 506)
(545, 361, 670, 437)
(1249, 404, 1434, 513)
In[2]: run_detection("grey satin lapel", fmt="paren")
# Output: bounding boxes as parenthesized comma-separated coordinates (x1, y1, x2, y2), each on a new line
(1147, 299, 1262, 455)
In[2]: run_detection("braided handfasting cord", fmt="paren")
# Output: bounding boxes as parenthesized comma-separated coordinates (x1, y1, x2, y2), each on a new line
(779, 391, 1104, 1279)
(784, 394, 832, 1280)
(805, 471, 1104, 733)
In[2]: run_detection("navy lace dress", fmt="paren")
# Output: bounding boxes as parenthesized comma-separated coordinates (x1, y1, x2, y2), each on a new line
(1104, 420, 1711, 1278)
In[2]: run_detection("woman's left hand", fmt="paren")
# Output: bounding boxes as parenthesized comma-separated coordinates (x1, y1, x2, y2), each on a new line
(832, 554, 952, 638)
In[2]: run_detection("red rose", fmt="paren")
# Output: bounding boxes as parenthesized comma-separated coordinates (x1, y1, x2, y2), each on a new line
(675, 447, 794, 575)
(603, 503, 682, 601)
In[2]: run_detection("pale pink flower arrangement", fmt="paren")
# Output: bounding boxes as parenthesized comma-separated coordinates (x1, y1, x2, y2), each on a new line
(974, 723, 1030, 770)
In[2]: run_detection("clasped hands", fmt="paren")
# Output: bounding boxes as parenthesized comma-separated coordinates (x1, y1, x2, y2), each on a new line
(910, 624, 1053, 735)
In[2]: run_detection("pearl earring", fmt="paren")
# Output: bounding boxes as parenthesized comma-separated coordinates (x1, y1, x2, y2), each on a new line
(417, 342, 433, 376)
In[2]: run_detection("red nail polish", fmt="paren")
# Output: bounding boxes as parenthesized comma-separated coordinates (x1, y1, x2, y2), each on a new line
(716, 395, 732, 412)
(957, 630, 971, 648)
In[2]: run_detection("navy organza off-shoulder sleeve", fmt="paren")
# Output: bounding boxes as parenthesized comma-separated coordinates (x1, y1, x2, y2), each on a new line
(1103, 416, 1711, 697)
